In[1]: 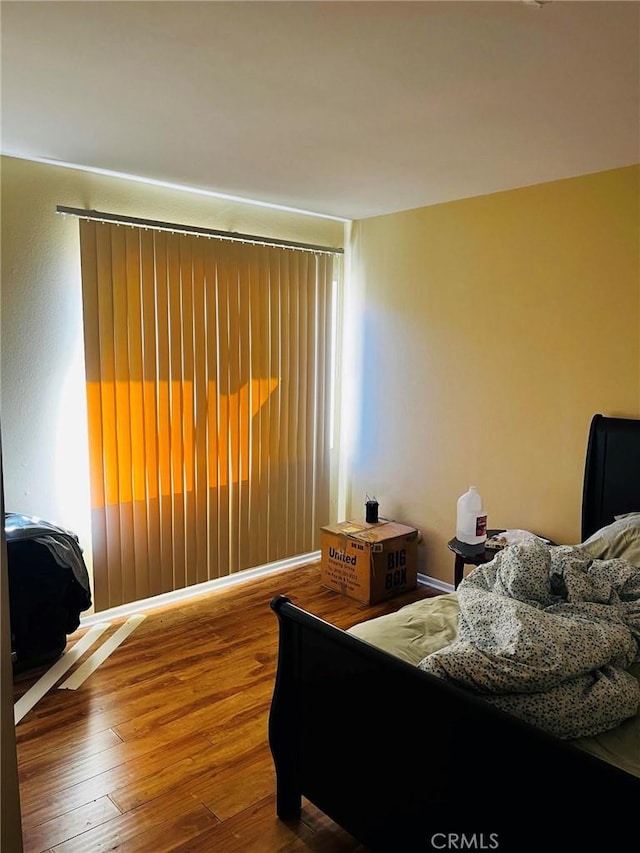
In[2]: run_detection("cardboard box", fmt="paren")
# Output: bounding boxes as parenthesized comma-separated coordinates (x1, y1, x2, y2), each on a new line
(320, 519, 418, 604)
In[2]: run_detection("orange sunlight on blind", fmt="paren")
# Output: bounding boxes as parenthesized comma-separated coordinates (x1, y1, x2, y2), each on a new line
(79, 220, 337, 611)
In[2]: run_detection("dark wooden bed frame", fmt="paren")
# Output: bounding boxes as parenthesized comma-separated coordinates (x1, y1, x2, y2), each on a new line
(269, 414, 640, 851)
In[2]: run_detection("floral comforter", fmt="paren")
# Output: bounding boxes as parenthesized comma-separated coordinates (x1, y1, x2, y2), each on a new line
(419, 540, 640, 738)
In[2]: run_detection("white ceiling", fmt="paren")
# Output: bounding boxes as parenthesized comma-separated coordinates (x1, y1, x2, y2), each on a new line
(1, 1, 638, 221)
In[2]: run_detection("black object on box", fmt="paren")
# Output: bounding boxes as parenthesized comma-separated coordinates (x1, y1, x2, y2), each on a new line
(365, 499, 379, 524)
(5, 513, 92, 672)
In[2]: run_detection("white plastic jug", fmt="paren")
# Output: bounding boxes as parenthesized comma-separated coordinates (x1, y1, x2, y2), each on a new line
(456, 486, 487, 545)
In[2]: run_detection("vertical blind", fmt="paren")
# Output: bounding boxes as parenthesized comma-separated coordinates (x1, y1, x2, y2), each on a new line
(79, 219, 339, 611)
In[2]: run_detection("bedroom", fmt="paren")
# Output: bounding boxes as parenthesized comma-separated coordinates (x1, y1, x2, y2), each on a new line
(1, 1, 639, 851)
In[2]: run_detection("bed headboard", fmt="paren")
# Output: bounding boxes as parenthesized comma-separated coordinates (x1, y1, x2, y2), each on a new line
(581, 413, 640, 541)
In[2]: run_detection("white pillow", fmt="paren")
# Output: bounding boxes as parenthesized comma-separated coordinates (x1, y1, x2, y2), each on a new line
(579, 513, 640, 566)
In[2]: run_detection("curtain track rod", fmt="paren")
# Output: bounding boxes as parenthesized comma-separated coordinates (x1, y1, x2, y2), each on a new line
(56, 206, 344, 255)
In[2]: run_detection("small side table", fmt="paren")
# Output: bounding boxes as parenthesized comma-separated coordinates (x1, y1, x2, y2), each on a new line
(447, 529, 505, 590)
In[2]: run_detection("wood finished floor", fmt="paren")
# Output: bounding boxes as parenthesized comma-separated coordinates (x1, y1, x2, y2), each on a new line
(13, 562, 440, 852)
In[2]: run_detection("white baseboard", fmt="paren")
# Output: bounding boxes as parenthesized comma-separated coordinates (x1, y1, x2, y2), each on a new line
(417, 572, 454, 594)
(80, 557, 453, 627)
(81, 550, 322, 626)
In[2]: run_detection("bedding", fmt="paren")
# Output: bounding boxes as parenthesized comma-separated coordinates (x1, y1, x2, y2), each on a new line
(348, 538, 640, 771)
(348, 592, 459, 663)
(420, 540, 640, 739)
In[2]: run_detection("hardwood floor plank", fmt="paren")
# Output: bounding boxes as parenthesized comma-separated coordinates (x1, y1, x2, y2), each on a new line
(298, 799, 370, 852)
(109, 713, 271, 813)
(65, 630, 230, 693)
(22, 796, 121, 853)
(20, 729, 216, 803)
(190, 747, 276, 821)
(18, 728, 123, 782)
(112, 663, 272, 741)
(15, 671, 183, 752)
(107, 755, 215, 815)
(14, 562, 438, 851)
(19, 735, 215, 828)
(50, 790, 217, 853)
(167, 794, 362, 853)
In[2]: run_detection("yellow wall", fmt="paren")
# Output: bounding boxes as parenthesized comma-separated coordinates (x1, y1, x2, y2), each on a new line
(0, 155, 344, 589)
(2, 157, 639, 592)
(345, 166, 640, 585)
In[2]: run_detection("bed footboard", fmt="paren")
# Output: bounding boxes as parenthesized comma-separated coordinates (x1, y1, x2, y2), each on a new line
(269, 595, 639, 851)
